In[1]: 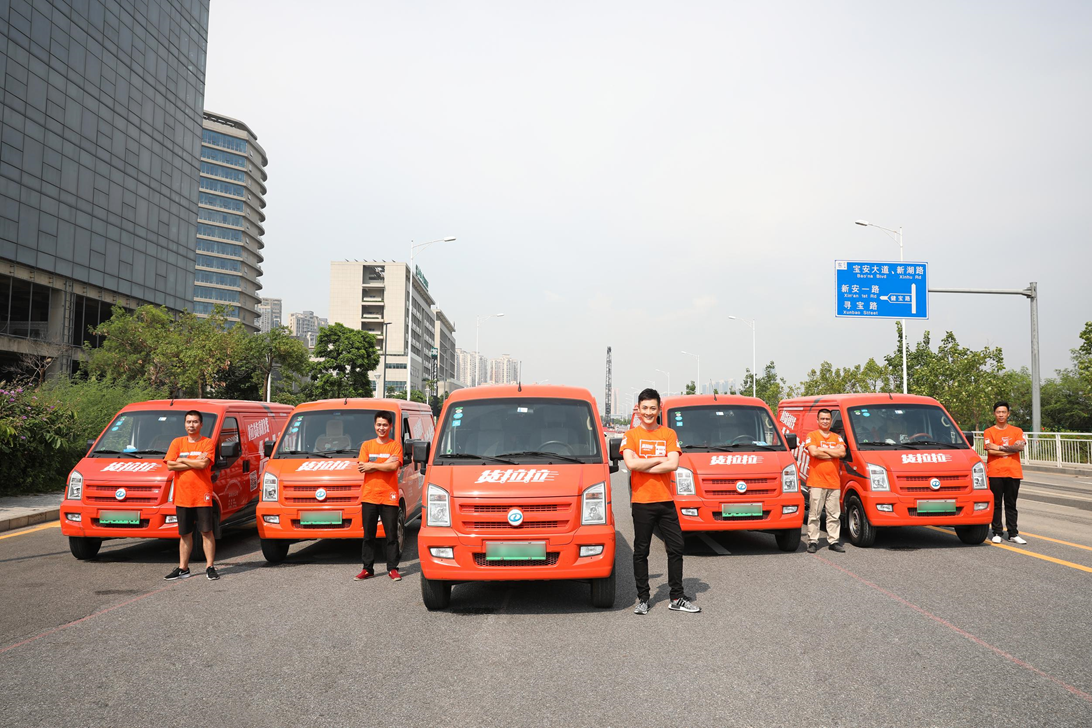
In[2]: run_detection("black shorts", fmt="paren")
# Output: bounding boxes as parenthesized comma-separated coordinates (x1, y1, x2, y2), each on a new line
(176, 506, 217, 536)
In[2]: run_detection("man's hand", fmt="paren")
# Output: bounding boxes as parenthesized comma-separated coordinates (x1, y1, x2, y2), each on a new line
(622, 450, 666, 472)
(357, 461, 374, 473)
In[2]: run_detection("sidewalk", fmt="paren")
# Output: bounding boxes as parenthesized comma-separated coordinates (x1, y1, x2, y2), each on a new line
(0, 492, 63, 533)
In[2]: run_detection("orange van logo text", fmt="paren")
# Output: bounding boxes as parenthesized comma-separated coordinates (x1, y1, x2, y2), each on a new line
(710, 455, 762, 465)
(297, 461, 354, 471)
(102, 462, 160, 473)
(475, 469, 558, 484)
(901, 453, 952, 464)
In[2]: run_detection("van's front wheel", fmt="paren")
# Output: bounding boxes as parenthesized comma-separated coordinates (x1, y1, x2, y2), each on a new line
(260, 538, 290, 564)
(955, 524, 989, 545)
(590, 569, 616, 608)
(421, 575, 452, 610)
(845, 495, 877, 547)
(774, 528, 801, 552)
(69, 536, 102, 560)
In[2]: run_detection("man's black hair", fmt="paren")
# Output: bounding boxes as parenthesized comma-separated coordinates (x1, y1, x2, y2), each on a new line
(374, 411, 395, 424)
(637, 388, 661, 406)
(184, 410, 203, 424)
(993, 401, 1010, 412)
(817, 408, 833, 418)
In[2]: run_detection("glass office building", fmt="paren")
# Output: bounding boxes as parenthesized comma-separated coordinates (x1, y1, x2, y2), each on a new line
(0, 0, 209, 374)
(193, 111, 265, 331)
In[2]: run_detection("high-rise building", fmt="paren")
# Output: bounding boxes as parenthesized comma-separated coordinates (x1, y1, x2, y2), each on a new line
(256, 297, 282, 333)
(329, 260, 444, 395)
(432, 307, 458, 395)
(489, 354, 520, 385)
(454, 348, 479, 388)
(193, 112, 266, 331)
(611, 387, 620, 414)
(0, 0, 210, 376)
(286, 310, 325, 344)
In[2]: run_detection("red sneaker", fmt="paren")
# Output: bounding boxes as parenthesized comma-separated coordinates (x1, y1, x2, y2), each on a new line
(388, 568, 402, 581)
(353, 568, 372, 581)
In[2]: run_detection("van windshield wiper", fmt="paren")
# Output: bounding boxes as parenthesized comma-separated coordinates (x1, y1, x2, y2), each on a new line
(904, 441, 965, 449)
(434, 453, 516, 464)
(92, 449, 139, 458)
(857, 442, 903, 448)
(496, 450, 588, 464)
(129, 449, 167, 455)
(317, 448, 359, 456)
(277, 449, 331, 458)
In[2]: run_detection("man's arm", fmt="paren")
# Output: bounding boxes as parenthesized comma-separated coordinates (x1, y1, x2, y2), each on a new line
(807, 444, 830, 459)
(622, 450, 665, 472)
(646, 450, 680, 474)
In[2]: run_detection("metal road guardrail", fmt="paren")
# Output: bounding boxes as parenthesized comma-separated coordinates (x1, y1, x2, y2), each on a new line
(970, 431, 1092, 468)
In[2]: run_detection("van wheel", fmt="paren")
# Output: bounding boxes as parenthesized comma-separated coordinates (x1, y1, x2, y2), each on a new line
(955, 524, 989, 545)
(69, 536, 102, 560)
(775, 528, 801, 552)
(260, 538, 290, 564)
(421, 575, 452, 610)
(395, 506, 406, 560)
(845, 495, 876, 547)
(590, 568, 616, 608)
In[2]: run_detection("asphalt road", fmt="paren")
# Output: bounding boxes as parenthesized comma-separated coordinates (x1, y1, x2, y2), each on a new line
(2, 471, 1091, 727)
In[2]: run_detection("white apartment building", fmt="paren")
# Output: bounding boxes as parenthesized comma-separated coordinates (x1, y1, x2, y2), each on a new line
(286, 310, 326, 344)
(433, 308, 460, 395)
(489, 354, 520, 385)
(256, 297, 282, 333)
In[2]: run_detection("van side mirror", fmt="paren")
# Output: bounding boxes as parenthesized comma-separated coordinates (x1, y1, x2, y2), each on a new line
(413, 441, 431, 474)
(86, 439, 96, 454)
(962, 431, 976, 445)
(785, 433, 798, 450)
(219, 440, 241, 461)
(608, 438, 622, 463)
(403, 440, 416, 460)
(263, 440, 275, 458)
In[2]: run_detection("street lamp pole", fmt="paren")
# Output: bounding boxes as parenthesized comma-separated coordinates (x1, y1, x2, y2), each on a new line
(475, 313, 505, 387)
(379, 320, 392, 398)
(655, 369, 671, 397)
(407, 237, 456, 400)
(728, 316, 757, 398)
(856, 220, 907, 394)
(681, 351, 699, 395)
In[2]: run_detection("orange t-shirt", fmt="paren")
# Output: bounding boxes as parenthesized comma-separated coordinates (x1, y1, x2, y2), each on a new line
(984, 425, 1024, 479)
(358, 438, 403, 505)
(165, 436, 215, 508)
(621, 425, 680, 504)
(806, 430, 844, 490)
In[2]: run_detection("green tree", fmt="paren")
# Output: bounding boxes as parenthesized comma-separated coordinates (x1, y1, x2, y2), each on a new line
(909, 331, 1005, 430)
(221, 326, 311, 401)
(410, 389, 427, 403)
(1073, 321, 1092, 385)
(740, 361, 795, 409)
(800, 358, 894, 396)
(684, 381, 696, 395)
(309, 323, 379, 399)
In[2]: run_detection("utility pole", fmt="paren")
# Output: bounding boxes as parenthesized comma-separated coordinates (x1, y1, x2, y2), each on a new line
(604, 346, 612, 425)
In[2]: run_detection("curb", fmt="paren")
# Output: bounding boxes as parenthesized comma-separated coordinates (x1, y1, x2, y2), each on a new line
(0, 508, 60, 534)
(1024, 463, 1092, 478)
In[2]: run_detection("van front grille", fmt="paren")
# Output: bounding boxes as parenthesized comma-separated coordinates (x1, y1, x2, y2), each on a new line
(473, 553, 560, 567)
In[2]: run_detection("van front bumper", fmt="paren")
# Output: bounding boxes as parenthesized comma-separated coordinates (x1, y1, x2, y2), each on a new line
(256, 503, 393, 540)
(59, 502, 179, 539)
(861, 494, 993, 526)
(674, 494, 806, 532)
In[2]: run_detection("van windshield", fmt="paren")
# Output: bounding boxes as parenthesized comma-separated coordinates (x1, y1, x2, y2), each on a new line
(847, 404, 969, 450)
(666, 405, 786, 452)
(92, 411, 219, 457)
(274, 410, 392, 458)
(435, 398, 602, 465)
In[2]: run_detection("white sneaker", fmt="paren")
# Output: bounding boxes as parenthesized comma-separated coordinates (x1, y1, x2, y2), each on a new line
(991, 535, 1002, 544)
(1010, 535, 1028, 545)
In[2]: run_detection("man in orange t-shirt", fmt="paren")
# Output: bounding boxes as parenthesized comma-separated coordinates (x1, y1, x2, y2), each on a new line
(620, 388, 699, 615)
(984, 401, 1027, 545)
(805, 408, 846, 554)
(354, 411, 404, 581)
(164, 410, 219, 580)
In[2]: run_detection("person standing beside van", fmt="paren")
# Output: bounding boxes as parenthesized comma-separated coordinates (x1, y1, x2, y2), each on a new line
(355, 411, 404, 581)
(984, 401, 1027, 545)
(164, 410, 219, 581)
(621, 388, 700, 615)
(805, 409, 846, 554)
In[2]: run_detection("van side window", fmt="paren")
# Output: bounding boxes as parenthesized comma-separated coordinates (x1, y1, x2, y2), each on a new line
(829, 411, 845, 438)
(403, 417, 412, 441)
(221, 417, 240, 446)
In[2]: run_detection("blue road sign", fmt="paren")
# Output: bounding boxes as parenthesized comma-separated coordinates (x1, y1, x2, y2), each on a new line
(835, 260, 929, 319)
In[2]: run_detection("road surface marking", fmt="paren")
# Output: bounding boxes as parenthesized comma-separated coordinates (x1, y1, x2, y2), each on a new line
(1019, 531, 1092, 553)
(924, 526, 1092, 574)
(698, 533, 730, 555)
(816, 554, 1092, 705)
(0, 521, 60, 540)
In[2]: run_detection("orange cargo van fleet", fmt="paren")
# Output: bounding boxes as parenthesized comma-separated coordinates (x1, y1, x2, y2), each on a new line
(416, 385, 617, 610)
(648, 394, 805, 551)
(777, 394, 992, 547)
(256, 398, 434, 563)
(60, 399, 293, 559)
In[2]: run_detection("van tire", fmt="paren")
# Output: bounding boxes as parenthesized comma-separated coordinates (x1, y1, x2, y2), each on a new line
(955, 524, 989, 545)
(421, 575, 451, 610)
(69, 536, 102, 560)
(845, 495, 877, 547)
(775, 528, 801, 552)
(261, 538, 290, 564)
(590, 568, 616, 608)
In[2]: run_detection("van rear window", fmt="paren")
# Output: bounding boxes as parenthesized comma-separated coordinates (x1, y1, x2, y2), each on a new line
(275, 410, 392, 458)
(92, 411, 219, 457)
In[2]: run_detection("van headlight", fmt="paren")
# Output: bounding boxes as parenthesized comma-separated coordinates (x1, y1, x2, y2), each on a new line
(427, 484, 451, 527)
(262, 472, 279, 502)
(971, 461, 987, 490)
(582, 482, 607, 525)
(675, 467, 695, 496)
(868, 463, 890, 492)
(781, 463, 798, 492)
(66, 470, 83, 500)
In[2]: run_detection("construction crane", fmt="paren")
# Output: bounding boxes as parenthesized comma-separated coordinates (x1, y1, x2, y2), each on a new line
(604, 346, 612, 426)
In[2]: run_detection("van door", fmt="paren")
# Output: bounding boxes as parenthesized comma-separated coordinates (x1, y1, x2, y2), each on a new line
(216, 416, 245, 516)
(238, 412, 266, 503)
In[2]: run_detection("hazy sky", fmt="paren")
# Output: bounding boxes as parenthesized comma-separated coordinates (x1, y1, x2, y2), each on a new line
(204, 1, 1091, 403)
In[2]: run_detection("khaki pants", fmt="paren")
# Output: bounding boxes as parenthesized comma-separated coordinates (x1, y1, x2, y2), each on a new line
(807, 486, 841, 544)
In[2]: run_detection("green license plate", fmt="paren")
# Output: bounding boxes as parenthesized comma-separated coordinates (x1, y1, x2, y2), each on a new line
(916, 499, 957, 514)
(300, 511, 343, 525)
(99, 510, 140, 525)
(722, 503, 762, 518)
(485, 541, 547, 561)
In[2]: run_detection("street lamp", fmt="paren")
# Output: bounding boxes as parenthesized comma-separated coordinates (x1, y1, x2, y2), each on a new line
(728, 316, 756, 398)
(855, 220, 907, 394)
(681, 350, 699, 395)
(655, 368, 671, 397)
(407, 237, 456, 399)
(475, 313, 505, 387)
(378, 320, 392, 398)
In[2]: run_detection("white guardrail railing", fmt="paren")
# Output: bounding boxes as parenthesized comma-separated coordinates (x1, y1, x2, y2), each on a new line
(970, 432, 1092, 468)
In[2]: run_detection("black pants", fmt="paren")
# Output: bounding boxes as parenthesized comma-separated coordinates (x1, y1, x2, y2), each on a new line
(361, 503, 400, 572)
(989, 477, 1021, 537)
(631, 501, 685, 602)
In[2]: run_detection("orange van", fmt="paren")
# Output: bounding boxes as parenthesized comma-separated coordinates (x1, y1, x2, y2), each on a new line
(649, 394, 805, 551)
(416, 385, 616, 610)
(776, 394, 992, 547)
(256, 398, 434, 563)
(60, 399, 293, 559)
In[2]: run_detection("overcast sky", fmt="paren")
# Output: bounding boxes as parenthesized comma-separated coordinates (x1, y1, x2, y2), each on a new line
(204, 1, 1091, 403)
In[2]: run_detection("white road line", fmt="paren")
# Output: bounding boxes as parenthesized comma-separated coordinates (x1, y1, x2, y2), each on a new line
(699, 533, 730, 555)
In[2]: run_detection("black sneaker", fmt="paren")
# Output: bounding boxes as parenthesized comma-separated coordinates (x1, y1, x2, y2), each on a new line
(669, 596, 701, 613)
(164, 567, 191, 581)
(633, 600, 649, 615)
(829, 542, 845, 553)
(206, 566, 220, 580)
(806, 542, 818, 554)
